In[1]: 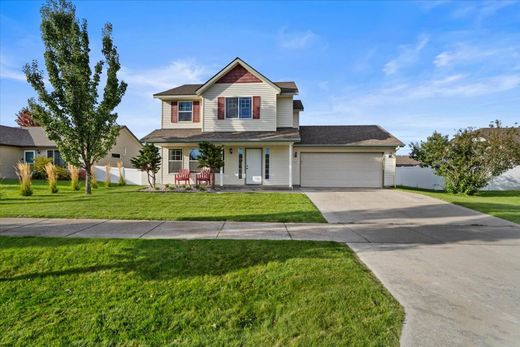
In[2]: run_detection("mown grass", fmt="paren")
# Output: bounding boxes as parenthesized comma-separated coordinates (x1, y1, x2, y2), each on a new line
(0, 237, 403, 346)
(399, 187, 520, 224)
(0, 180, 325, 223)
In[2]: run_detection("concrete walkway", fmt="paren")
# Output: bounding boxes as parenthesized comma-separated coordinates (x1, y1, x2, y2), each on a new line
(0, 218, 367, 242)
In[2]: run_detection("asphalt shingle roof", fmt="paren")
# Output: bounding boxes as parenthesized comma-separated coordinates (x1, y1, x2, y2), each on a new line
(142, 128, 301, 143)
(297, 125, 404, 147)
(154, 81, 299, 97)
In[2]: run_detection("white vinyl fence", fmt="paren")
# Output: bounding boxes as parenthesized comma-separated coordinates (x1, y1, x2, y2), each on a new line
(396, 166, 520, 191)
(93, 165, 147, 186)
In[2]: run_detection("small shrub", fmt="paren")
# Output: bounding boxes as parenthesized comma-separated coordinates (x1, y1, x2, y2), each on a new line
(117, 161, 126, 186)
(16, 162, 33, 196)
(104, 164, 111, 187)
(33, 156, 53, 179)
(44, 162, 59, 193)
(55, 166, 70, 180)
(68, 164, 80, 191)
(91, 166, 98, 188)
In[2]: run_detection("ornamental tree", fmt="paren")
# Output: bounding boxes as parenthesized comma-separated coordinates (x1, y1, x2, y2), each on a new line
(23, 0, 127, 195)
(131, 143, 161, 189)
(410, 121, 520, 195)
(197, 141, 224, 189)
(15, 107, 39, 127)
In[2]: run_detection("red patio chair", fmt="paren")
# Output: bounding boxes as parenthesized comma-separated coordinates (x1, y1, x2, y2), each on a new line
(196, 168, 212, 185)
(174, 168, 191, 186)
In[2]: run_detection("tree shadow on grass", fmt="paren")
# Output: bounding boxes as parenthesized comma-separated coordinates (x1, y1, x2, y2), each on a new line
(0, 237, 344, 283)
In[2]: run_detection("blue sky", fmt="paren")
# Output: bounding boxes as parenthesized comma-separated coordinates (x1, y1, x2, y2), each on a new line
(1, 0, 519, 154)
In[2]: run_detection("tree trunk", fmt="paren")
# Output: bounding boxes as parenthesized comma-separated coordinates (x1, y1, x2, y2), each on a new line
(211, 171, 216, 189)
(85, 164, 92, 195)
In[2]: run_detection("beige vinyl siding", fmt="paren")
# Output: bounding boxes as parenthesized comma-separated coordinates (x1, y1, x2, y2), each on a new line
(202, 82, 278, 132)
(161, 100, 203, 129)
(276, 96, 293, 128)
(158, 143, 291, 187)
(0, 146, 23, 179)
(96, 128, 143, 168)
(383, 154, 396, 187)
(292, 111, 300, 128)
(262, 145, 290, 186)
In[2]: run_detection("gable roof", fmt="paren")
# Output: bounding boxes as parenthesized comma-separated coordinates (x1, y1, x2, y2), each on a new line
(297, 125, 404, 147)
(153, 58, 299, 97)
(196, 58, 281, 95)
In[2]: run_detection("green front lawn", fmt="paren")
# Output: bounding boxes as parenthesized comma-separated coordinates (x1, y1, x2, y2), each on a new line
(399, 187, 520, 224)
(0, 237, 403, 346)
(0, 180, 325, 223)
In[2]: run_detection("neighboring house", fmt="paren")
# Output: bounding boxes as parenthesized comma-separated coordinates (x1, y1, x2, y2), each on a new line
(0, 125, 142, 179)
(143, 58, 404, 188)
(396, 155, 420, 167)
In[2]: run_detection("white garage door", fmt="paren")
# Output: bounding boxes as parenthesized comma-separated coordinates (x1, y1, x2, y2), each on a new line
(301, 152, 383, 188)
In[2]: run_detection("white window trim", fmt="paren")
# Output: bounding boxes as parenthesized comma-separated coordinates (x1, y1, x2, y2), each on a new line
(178, 101, 193, 122)
(168, 148, 183, 173)
(24, 150, 36, 164)
(225, 96, 252, 119)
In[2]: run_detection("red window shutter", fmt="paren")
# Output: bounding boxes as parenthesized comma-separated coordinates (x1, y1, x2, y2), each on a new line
(253, 96, 261, 119)
(218, 97, 225, 119)
(193, 101, 200, 123)
(171, 101, 178, 123)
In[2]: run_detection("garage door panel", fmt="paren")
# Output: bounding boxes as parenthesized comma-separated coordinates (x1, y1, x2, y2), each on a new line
(301, 153, 382, 188)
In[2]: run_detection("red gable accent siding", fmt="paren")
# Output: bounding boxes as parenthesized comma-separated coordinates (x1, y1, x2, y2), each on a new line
(193, 101, 200, 123)
(216, 64, 262, 84)
(171, 101, 178, 123)
(217, 97, 225, 119)
(253, 96, 261, 119)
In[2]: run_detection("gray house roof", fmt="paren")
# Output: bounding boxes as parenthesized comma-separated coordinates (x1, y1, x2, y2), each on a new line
(142, 125, 403, 147)
(154, 81, 299, 97)
(142, 127, 301, 143)
(0, 125, 139, 148)
(297, 125, 404, 147)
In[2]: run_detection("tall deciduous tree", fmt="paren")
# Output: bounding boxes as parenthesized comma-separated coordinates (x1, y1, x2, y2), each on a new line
(131, 143, 161, 189)
(23, 0, 127, 194)
(197, 141, 224, 189)
(410, 121, 520, 195)
(15, 107, 39, 127)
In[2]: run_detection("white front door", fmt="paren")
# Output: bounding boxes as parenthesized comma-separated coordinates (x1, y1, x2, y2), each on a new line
(246, 149, 262, 185)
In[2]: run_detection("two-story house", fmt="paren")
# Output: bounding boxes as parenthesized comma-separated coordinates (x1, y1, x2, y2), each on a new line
(142, 58, 403, 188)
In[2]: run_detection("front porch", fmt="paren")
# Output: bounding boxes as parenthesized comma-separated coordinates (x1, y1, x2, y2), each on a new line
(158, 142, 295, 188)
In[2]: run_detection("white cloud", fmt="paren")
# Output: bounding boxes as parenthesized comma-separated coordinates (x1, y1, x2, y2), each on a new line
(451, 0, 518, 21)
(433, 43, 517, 67)
(278, 28, 318, 49)
(383, 35, 429, 75)
(0, 54, 26, 81)
(120, 59, 209, 94)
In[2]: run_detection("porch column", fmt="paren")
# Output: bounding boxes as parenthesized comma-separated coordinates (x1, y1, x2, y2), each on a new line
(220, 146, 224, 187)
(288, 143, 293, 188)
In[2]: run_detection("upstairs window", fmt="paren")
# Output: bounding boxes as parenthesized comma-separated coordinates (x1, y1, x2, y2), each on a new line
(226, 97, 252, 119)
(178, 101, 193, 122)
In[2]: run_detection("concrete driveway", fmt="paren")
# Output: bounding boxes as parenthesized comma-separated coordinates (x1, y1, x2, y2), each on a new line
(304, 189, 520, 347)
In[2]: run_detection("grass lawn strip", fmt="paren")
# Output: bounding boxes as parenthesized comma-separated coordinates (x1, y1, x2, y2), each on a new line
(0, 180, 325, 223)
(399, 187, 520, 224)
(0, 237, 403, 346)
